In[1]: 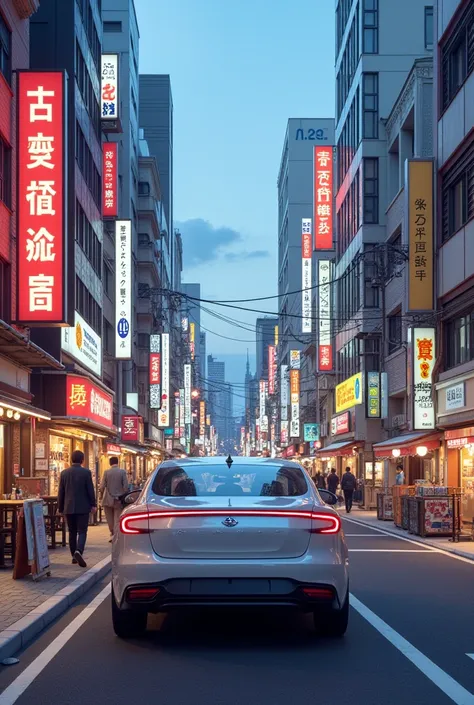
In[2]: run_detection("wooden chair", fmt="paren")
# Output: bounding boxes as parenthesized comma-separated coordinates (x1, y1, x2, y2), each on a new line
(43, 498, 66, 549)
(0, 506, 18, 567)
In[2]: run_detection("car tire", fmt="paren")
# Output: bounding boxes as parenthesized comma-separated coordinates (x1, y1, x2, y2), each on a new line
(313, 590, 349, 638)
(112, 588, 148, 638)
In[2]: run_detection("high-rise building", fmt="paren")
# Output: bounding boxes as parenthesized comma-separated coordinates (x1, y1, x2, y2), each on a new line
(277, 118, 335, 368)
(255, 317, 278, 382)
(182, 283, 205, 389)
(207, 355, 233, 450)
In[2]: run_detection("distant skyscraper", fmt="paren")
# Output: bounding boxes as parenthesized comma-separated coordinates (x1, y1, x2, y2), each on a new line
(207, 355, 233, 450)
(255, 317, 278, 381)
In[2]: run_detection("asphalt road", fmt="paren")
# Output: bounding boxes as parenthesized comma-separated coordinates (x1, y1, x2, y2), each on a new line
(1, 517, 474, 705)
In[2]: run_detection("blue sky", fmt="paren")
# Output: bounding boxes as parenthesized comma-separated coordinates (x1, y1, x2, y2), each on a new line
(135, 0, 336, 405)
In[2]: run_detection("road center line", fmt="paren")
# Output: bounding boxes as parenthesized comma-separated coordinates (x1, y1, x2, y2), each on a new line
(343, 517, 474, 566)
(351, 593, 474, 705)
(0, 583, 111, 705)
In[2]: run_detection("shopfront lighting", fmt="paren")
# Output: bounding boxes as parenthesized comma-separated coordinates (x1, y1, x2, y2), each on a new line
(0, 401, 50, 421)
(191, 390, 200, 399)
(416, 445, 428, 457)
(0, 408, 3, 417)
(392, 449, 401, 458)
(6, 409, 13, 419)
(13, 412, 21, 421)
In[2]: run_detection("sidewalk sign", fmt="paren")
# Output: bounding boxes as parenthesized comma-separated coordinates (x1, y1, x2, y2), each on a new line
(13, 500, 50, 581)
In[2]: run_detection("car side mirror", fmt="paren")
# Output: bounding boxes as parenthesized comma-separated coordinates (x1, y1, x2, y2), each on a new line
(123, 490, 140, 505)
(318, 488, 338, 506)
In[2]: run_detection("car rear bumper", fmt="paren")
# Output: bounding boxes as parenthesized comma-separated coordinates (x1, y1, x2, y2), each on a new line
(112, 548, 349, 608)
(118, 578, 345, 613)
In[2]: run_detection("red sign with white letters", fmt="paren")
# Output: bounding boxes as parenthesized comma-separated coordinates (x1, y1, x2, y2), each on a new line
(149, 353, 161, 385)
(17, 71, 66, 324)
(102, 142, 117, 217)
(121, 415, 139, 442)
(302, 232, 312, 259)
(313, 146, 333, 250)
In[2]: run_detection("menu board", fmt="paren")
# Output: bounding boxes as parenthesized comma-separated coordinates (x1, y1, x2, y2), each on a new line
(23, 499, 50, 577)
(424, 498, 452, 535)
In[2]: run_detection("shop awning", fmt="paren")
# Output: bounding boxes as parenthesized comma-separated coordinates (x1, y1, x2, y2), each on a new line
(49, 416, 117, 437)
(315, 440, 362, 457)
(121, 444, 147, 455)
(0, 319, 63, 370)
(373, 432, 440, 458)
(0, 393, 51, 420)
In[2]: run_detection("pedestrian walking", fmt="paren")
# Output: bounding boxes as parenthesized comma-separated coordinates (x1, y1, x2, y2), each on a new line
(395, 464, 405, 485)
(327, 468, 340, 494)
(100, 456, 129, 542)
(341, 466, 357, 513)
(315, 471, 326, 489)
(58, 449, 96, 568)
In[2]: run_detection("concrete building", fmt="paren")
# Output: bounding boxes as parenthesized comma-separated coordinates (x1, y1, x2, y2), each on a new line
(182, 283, 205, 389)
(207, 355, 233, 450)
(0, 0, 64, 497)
(433, 0, 474, 508)
(320, 0, 434, 480)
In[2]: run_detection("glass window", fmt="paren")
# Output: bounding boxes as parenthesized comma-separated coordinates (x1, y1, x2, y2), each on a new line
(0, 257, 10, 322)
(0, 137, 11, 208)
(445, 311, 474, 369)
(363, 0, 378, 53)
(0, 12, 11, 84)
(363, 158, 379, 223)
(425, 7, 434, 49)
(363, 73, 378, 139)
(388, 311, 402, 354)
(104, 21, 122, 32)
(441, 2, 474, 109)
(152, 464, 309, 497)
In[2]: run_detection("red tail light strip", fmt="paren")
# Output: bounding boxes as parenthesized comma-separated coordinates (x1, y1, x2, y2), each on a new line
(120, 509, 341, 535)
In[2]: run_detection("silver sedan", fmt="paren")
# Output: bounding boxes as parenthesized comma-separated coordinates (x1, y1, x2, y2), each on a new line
(111, 456, 349, 638)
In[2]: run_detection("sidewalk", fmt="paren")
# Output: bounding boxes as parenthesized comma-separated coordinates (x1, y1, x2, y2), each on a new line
(345, 507, 474, 560)
(0, 523, 111, 661)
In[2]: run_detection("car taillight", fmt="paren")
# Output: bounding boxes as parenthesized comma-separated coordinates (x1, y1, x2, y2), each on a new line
(127, 587, 160, 602)
(302, 587, 335, 599)
(120, 509, 341, 534)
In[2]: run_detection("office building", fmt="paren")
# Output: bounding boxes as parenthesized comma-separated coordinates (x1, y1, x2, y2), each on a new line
(255, 317, 278, 382)
(433, 0, 474, 497)
(182, 283, 205, 388)
(316, 0, 434, 482)
(207, 355, 233, 449)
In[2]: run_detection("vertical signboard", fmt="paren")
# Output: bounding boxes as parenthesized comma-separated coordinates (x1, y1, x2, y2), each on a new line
(290, 350, 301, 370)
(149, 334, 161, 409)
(17, 71, 67, 325)
(407, 160, 434, 312)
(184, 364, 192, 425)
(102, 142, 118, 217)
(280, 365, 289, 406)
(318, 260, 332, 371)
(259, 380, 266, 428)
(199, 401, 206, 442)
(174, 394, 180, 438)
(302, 219, 312, 333)
(274, 325, 279, 347)
(121, 415, 139, 442)
(101, 54, 119, 120)
(313, 146, 333, 250)
(179, 388, 185, 441)
(115, 220, 132, 359)
(290, 369, 300, 438)
(158, 333, 170, 427)
(413, 327, 436, 430)
(268, 346, 276, 395)
(366, 371, 381, 418)
(190, 322, 195, 360)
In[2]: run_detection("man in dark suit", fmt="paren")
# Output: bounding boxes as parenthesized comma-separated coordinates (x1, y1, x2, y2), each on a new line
(58, 449, 97, 568)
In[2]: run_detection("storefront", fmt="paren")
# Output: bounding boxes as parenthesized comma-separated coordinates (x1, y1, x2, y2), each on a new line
(31, 373, 116, 495)
(372, 432, 441, 486)
(443, 429, 474, 524)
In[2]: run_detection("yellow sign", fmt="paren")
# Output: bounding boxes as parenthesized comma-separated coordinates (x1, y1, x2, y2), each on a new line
(274, 325, 279, 347)
(407, 160, 433, 312)
(190, 322, 195, 361)
(335, 373, 363, 413)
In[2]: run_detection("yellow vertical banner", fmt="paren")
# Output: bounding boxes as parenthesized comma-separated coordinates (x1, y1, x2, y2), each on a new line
(407, 160, 434, 312)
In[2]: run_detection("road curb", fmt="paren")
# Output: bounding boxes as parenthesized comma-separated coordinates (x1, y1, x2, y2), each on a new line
(0, 555, 111, 662)
(347, 514, 474, 562)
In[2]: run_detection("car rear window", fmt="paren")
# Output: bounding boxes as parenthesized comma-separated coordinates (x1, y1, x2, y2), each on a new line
(151, 465, 308, 497)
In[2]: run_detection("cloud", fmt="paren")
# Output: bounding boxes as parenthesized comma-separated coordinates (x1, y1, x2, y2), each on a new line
(224, 250, 270, 263)
(175, 219, 242, 266)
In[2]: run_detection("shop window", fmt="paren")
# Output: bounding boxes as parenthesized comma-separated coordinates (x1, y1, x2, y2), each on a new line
(0, 12, 11, 84)
(0, 258, 10, 322)
(388, 310, 402, 354)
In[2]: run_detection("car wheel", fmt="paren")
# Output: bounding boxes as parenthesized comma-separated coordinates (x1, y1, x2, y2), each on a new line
(111, 588, 147, 638)
(313, 590, 349, 638)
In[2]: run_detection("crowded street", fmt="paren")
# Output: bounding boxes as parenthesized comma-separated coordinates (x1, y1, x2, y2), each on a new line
(1, 517, 474, 705)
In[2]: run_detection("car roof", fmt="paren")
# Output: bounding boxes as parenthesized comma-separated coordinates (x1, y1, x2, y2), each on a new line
(157, 456, 303, 471)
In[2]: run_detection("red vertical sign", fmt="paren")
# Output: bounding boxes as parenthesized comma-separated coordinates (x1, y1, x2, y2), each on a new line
(17, 72, 66, 324)
(149, 352, 161, 385)
(313, 146, 333, 250)
(102, 142, 118, 217)
(268, 345, 276, 395)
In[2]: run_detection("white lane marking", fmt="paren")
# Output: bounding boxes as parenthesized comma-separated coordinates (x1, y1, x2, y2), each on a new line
(349, 548, 439, 553)
(0, 583, 111, 705)
(344, 517, 474, 566)
(466, 655, 474, 661)
(351, 593, 474, 705)
(345, 533, 393, 536)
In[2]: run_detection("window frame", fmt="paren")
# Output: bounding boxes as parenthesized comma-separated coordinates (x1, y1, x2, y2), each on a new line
(424, 6, 434, 50)
(0, 136, 11, 208)
(0, 10, 11, 85)
(441, 1, 474, 112)
(388, 310, 403, 354)
(363, 0, 378, 54)
(362, 73, 379, 139)
(0, 257, 10, 322)
(363, 158, 379, 224)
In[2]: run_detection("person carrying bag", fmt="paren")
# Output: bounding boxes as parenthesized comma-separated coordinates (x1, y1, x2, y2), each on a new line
(100, 457, 129, 541)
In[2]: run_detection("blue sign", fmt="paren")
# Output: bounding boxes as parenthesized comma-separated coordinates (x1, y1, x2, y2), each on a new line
(304, 423, 320, 442)
(164, 428, 173, 437)
(354, 376, 361, 401)
(117, 318, 129, 339)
